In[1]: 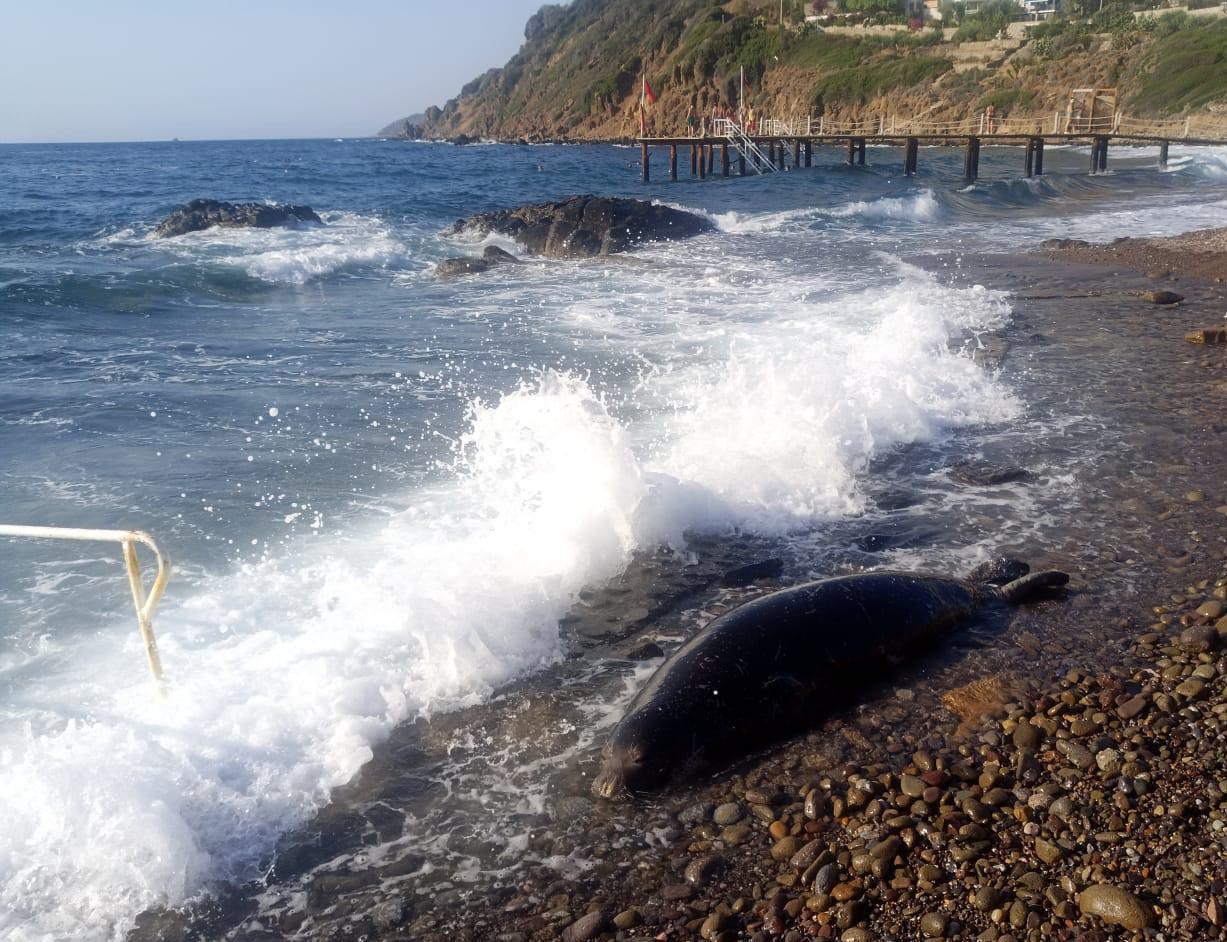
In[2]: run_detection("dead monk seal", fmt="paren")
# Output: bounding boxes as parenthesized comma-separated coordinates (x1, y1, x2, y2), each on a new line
(592, 559, 1067, 799)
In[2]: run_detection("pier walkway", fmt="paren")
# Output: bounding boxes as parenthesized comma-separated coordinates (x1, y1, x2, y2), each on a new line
(638, 113, 1227, 182)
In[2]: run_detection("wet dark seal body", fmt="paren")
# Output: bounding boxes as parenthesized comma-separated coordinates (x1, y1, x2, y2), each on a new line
(593, 565, 1066, 798)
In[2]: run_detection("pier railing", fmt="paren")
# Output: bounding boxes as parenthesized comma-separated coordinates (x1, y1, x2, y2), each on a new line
(708, 112, 1227, 142)
(0, 524, 170, 682)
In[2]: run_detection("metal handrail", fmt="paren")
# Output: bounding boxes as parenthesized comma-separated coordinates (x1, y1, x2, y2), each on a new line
(713, 118, 779, 173)
(0, 524, 170, 682)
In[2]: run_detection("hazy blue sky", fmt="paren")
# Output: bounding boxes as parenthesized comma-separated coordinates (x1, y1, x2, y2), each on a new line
(0, 1, 550, 143)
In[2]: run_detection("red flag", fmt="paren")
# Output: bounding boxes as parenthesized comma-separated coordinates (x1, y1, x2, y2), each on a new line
(643, 76, 656, 105)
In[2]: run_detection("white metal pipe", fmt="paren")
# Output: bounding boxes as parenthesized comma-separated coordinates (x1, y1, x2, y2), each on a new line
(0, 524, 170, 682)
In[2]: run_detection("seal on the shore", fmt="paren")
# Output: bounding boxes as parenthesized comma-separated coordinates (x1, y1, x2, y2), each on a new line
(592, 561, 1068, 798)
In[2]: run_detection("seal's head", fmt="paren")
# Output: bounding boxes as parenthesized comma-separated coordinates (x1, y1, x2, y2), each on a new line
(591, 711, 678, 800)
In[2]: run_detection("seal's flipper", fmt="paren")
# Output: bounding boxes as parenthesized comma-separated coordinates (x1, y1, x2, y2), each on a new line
(968, 557, 1030, 586)
(999, 570, 1069, 604)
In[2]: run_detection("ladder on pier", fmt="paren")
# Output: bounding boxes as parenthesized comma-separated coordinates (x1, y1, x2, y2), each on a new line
(713, 119, 778, 174)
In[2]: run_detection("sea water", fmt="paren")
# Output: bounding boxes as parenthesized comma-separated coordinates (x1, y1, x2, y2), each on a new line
(1, 138, 1225, 940)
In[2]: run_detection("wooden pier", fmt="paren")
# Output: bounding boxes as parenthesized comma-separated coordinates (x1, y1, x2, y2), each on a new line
(638, 113, 1227, 183)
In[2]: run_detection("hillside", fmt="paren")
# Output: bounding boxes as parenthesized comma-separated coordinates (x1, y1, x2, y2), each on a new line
(386, 0, 1227, 141)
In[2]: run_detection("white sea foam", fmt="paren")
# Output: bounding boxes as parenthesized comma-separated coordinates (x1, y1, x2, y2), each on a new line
(641, 265, 1016, 536)
(710, 190, 939, 234)
(157, 211, 405, 284)
(710, 206, 822, 234)
(828, 189, 940, 222)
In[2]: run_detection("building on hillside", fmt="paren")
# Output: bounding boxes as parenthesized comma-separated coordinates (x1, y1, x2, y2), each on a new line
(961, 0, 1061, 17)
(1023, 0, 1061, 17)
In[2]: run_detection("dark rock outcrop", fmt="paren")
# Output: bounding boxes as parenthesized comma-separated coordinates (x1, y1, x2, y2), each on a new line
(950, 462, 1030, 487)
(445, 196, 714, 259)
(1139, 289, 1183, 305)
(435, 245, 523, 278)
(155, 199, 322, 238)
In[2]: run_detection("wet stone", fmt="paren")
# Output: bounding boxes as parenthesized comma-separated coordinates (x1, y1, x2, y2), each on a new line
(1033, 838, 1063, 864)
(685, 854, 724, 886)
(1012, 722, 1043, 750)
(920, 911, 949, 936)
(680, 802, 714, 827)
(1077, 884, 1155, 931)
(1116, 694, 1149, 720)
(771, 836, 800, 861)
(613, 908, 642, 930)
(814, 862, 840, 895)
(713, 802, 744, 826)
(562, 910, 610, 942)
(900, 774, 926, 799)
(790, 839, 823, 870)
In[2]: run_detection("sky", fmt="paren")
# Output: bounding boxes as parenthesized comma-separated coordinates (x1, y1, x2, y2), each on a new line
(0, 0, 551, 143)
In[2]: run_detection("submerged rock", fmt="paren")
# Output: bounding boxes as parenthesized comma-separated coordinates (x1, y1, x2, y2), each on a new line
(722, 558, 784, 587)
(950, 462, 1030, 487)
(155, 199, 322, 238)
(435, 245, 522, 278)
(1140, 289, 1184, 305)
(445, 195, 714, 259)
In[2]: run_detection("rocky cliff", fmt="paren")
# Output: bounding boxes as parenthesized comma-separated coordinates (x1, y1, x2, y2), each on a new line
(381, 0, 1227, 141)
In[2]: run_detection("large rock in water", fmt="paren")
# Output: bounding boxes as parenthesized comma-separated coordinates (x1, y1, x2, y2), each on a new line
(446, 195, 713, 259)
(155, 199, 322, 238)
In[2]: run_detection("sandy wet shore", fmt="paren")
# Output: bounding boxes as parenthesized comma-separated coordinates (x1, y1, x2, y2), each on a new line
(130, 233, 1227, 942)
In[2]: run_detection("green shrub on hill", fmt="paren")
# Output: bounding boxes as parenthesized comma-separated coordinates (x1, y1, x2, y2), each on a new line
(1126, 18, 1227, 113)
(811, 54, 953, 108)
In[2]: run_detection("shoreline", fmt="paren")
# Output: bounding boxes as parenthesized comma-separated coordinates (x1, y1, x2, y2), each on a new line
(129, 233, 1227, 942)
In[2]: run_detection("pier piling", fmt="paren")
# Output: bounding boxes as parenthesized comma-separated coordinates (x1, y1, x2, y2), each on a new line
(669, 144, 677, 181)
(1159, 140, 1169, 168)
(793, 139, 801, 170)
(699, 144, 706, 179)
(1097, 136, 1109, 172)
(964, 137, 980, 180)
(690, 144, 697, 177)
(804, 140, 812, 168)
(721, 142, 730, 177)
(1034, 137, 1044, 176)
(1024, 138, 1034, 178)
(739, 151, 746, 176)
(857, 138, 866, 165)
(904, 137, 918, 176)
(641, 142, 649, 183)
(846, 138, 855, 166)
